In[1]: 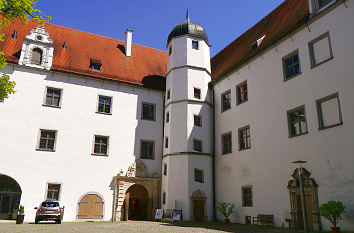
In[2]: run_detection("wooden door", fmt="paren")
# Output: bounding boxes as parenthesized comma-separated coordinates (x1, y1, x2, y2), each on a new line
(193, 200, 204, 222)
(78, 194, 104, 219)
(296, 194, 313, 230)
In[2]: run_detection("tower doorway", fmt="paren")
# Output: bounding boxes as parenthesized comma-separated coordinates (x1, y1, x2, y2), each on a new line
(190, 189, 207, 222)
(287, 168, 320, 231)
(123, 184, 149, 221)
(0, 175, 22, 220)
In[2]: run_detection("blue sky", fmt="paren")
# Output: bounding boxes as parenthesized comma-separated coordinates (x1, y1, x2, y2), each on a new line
(35, 0, 284, 57)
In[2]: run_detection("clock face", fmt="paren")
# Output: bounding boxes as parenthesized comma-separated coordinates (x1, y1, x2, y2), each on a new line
(36, 35, 43, 41)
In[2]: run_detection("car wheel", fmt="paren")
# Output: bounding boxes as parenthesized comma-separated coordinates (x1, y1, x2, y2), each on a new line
(35, 218, 39, 224)
(56, 219, 61, 224)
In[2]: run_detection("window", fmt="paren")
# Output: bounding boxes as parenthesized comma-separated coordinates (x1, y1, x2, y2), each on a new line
(31, 48, 43, 65)
(90, 59, 102, 71)
(169, 46, 172, 56)
(166, 112, 170, 123)
(167, 89, 171, 100)
(142, 103, 155, 120)
(283, 50, 301, 80)
(44, 87, 61, 107)
(221, 90, 231, 112)
(163, 192, 166, 205)
(38, 130, 56, 151)
(165, 137, 169, 149)
(316, 93, 343, 130)
(287, 106, 308, 137)
(93, 135, 109, 155)
(193, 139, 202, 152)
(192, 40, 199, 50)
(236, 81, 248, 104)
(163, 163, 167, 176)
(309, 32, 333, 68)
(97, 96, 112, 114)
(194, 169, 204, 183)
(239, 126, 251, 150)
(47, 183, 61, 201)
(319, 0, 333, 8)
(222, 132, 232, 155)
(251, 42, 258, 51)
(194, 115, 202, 127)
(140, 140, 154, 159)
(194, 88, 201, 99)
(242, 186, 253, 207)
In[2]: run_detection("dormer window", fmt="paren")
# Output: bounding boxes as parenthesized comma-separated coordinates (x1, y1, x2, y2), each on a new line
(251, 35, 266, 51)
(90, 59, 102, 71)
(31, 48, 43, 65)
(319, 0, 333, 8)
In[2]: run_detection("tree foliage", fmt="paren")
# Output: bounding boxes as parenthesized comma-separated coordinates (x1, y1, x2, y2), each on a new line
(216, 202, 236, 219)
(318, 200, 345, 227)
(0, 0, 50, 102)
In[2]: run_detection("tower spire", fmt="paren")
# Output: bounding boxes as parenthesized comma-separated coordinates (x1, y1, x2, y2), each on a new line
(186, 9, 190, 22)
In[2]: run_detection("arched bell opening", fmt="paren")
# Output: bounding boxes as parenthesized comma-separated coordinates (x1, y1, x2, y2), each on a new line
(0, 174, 22, 220)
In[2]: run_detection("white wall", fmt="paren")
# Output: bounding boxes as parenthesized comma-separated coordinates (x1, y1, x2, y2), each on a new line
(214, 2, 354, 231)
(0, 64, 164, 222)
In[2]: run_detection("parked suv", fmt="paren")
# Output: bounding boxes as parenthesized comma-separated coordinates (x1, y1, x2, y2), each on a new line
(34, 201, 64, 224)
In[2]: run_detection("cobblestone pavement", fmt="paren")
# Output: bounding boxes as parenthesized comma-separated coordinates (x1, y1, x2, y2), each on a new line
(0, 221, 345, 233)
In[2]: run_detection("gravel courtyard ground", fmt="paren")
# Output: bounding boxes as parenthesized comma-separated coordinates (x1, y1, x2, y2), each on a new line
(0, 221, 352, 233)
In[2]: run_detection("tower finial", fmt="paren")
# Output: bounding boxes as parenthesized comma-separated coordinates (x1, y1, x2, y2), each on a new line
(186, 9, 190, 22)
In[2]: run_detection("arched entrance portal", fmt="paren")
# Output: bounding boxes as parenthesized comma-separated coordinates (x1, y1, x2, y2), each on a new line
(0, 175, 22, 220)
(191, 189, 207, 222)
(287, 168, 321, 231)
(77, 193, 104, 220)
(123, 184, 150, 221)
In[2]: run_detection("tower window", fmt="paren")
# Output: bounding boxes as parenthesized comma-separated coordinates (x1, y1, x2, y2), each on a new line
(31, 48, 43, 65)
(167, 89, 171, 100)
(163, 163, 167, 176)
(194, 88, 201, 99)
(194, 169, 204, 183)
(193, 139, 202, 152)
(194, 115, 202, 127)
(192, 40, 199, 50)
(166, 112, 170, 123)
(163, 192, 166, 205)
(169, 46, 172, 56)
(165, 137, 169, 148)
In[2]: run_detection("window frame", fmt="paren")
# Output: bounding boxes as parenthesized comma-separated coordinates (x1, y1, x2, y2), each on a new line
(92, 135, 109, 156)
(282, 49, 301, 81)
(308, 31, 333, 69)
(287, 105, 308, 138)
(194, 87, 201, 99)
(37, 129, 57, 152)
(140, 140, 155, 160)
(96, 95, 113, 115)
(236, 81, 248, 105)
(221, 90, 231, 112)
(141, 102, 156, 121)
(45, 183, 62, 201)
(242, 186, 253, 207)
(194, 115, 202, 127)
(238, 125, 251, 151)
(43, 87, 62, 108)
(316, 92, 343, 130)
(192, 40, 199, 50)
(193, 139, 202, 152)
(222, 132, 232, 155)
(194, 168, 204, 183)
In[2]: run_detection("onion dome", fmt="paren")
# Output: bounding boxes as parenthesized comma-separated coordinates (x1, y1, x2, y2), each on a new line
(167, 10, 209, 46)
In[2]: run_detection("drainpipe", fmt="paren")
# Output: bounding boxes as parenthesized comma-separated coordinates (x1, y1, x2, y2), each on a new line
(209, 84, 216, 221)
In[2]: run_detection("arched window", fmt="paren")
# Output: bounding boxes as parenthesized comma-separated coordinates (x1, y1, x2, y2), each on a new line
(31, 48, 43, 65)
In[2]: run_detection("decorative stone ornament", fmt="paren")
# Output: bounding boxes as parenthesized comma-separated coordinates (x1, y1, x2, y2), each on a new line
(19, 25, 54, 70)
(126, 160, 149, 178)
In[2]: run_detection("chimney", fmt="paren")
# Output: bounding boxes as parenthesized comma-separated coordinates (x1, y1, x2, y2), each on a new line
(125, 29, 133, 57)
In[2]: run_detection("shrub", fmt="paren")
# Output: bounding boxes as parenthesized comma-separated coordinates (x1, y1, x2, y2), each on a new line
(216, 202, 235, 219)
(318, 201, 345, 227)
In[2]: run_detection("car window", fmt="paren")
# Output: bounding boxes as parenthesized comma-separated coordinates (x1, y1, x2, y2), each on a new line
(41, 202, 59, 207)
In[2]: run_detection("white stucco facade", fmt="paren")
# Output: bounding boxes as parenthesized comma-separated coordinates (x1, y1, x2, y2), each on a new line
(0, 0, 353, 231)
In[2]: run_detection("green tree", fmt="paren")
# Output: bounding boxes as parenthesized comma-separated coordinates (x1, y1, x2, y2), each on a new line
(0, 0, 50, 102)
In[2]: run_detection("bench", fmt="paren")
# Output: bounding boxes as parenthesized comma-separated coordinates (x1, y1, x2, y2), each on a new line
(252, 214, 274, 227)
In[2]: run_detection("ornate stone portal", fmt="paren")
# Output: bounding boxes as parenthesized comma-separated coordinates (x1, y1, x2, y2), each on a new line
(287, 168, 321, 231)
(190, 189, 208, 222)
(114, 160, 160, 221)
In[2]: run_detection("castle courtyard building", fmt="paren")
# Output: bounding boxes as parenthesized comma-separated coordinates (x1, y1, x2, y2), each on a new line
(0, 0, 353, 231)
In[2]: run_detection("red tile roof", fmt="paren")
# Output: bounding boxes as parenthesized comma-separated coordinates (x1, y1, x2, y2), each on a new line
(0, 19, 167, 90)
(211, 0, 309, 82)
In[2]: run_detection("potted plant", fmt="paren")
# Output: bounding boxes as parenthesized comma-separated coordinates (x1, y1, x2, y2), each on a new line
(16, 205, 25, 224)
(318, 201, 345, 233)
(216, 202, 235, 223)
